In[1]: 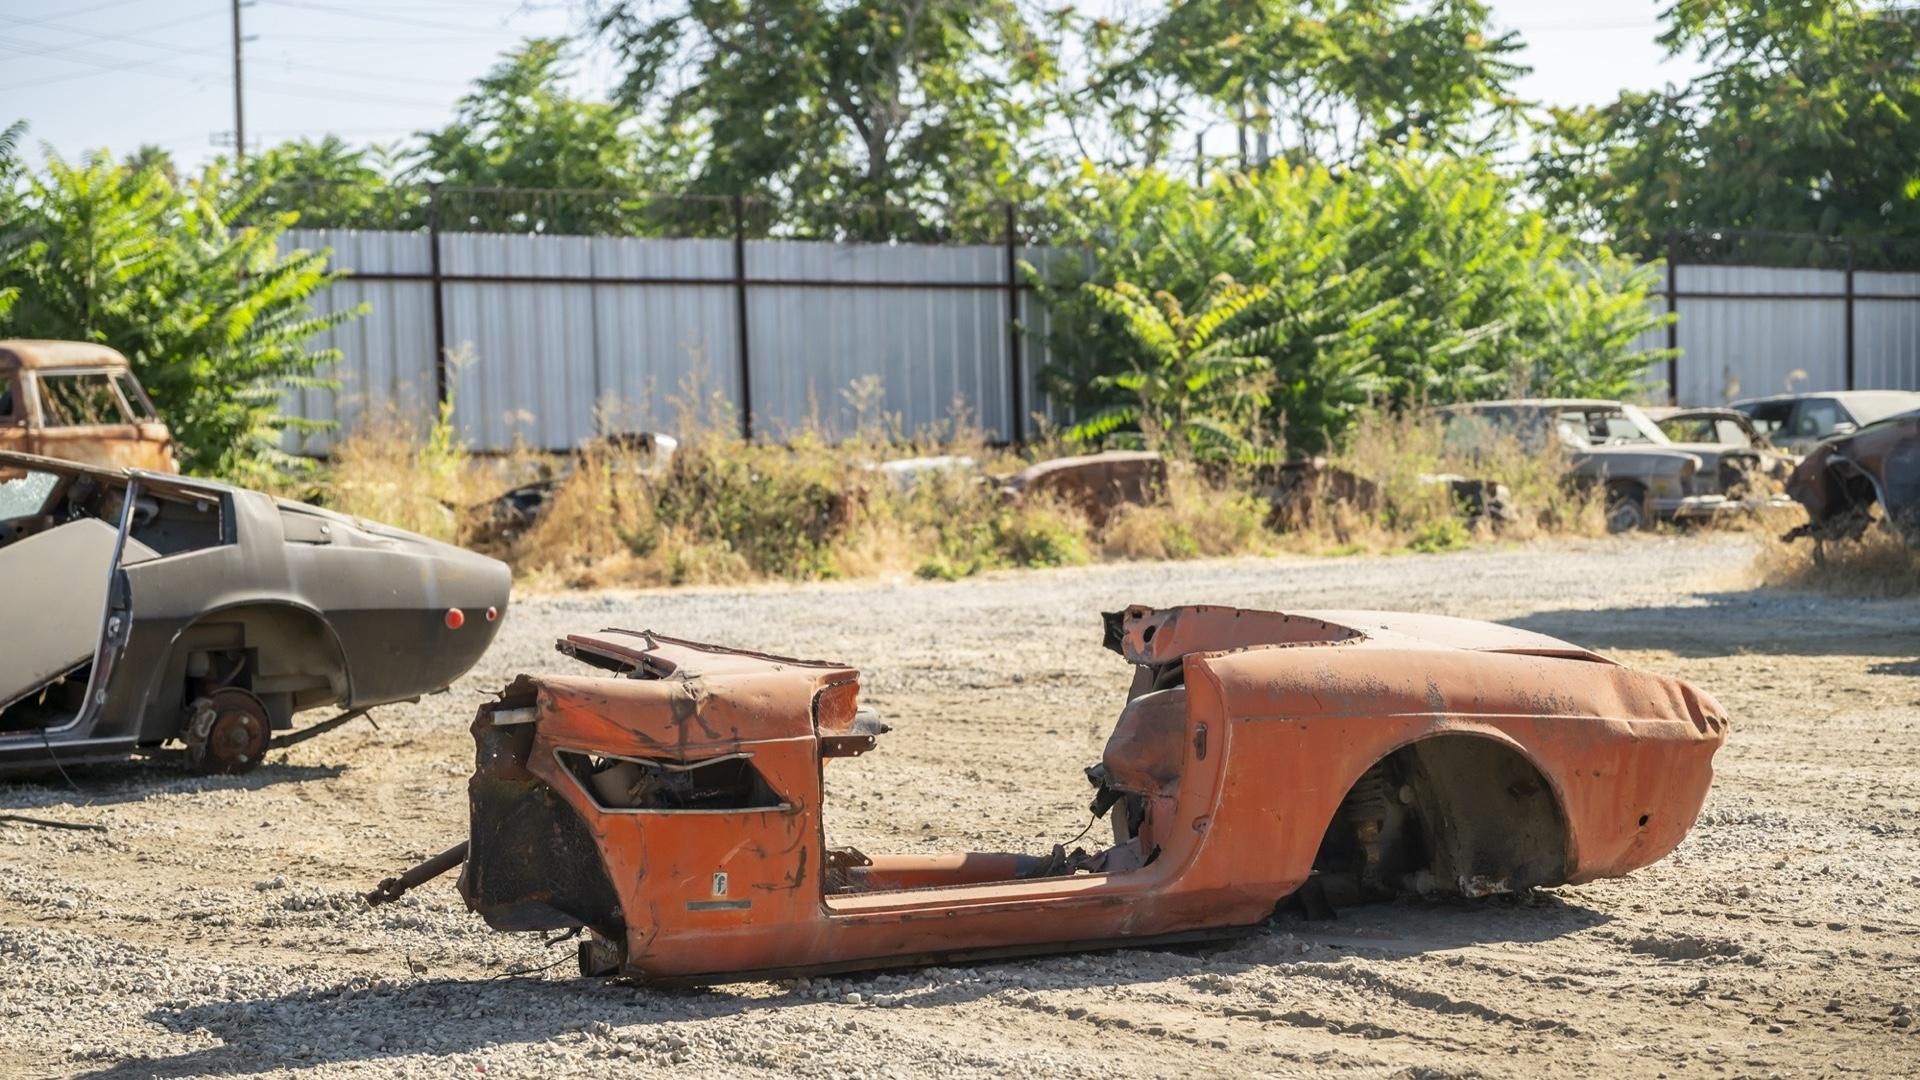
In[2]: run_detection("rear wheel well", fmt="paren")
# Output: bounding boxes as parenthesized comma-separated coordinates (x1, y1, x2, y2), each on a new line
(159, 603, 350, 732)
(1309, 735, 1569, 907)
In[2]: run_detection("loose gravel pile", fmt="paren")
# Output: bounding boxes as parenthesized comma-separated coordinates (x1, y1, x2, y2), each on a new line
(3, 534, 1916, 1078)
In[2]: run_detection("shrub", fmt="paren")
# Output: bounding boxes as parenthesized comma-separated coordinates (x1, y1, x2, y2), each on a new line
(1032, 151, 1671, 455)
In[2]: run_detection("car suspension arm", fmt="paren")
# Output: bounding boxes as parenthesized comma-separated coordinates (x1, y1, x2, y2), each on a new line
(268, 707, 374, 751)
(365, 841, 469, 907)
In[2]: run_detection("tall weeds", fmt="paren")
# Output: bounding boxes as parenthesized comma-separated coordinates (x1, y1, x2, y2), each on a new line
(300, 387, 1620, 589)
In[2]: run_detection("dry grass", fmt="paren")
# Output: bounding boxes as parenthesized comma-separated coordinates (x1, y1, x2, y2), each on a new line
(1097, 468, 1272, 561)
(319, 398, 474, 544)
(295, 387, 1618, 589)
(1287, 408, 1604, 553)
(1751, 510, 1920, 597)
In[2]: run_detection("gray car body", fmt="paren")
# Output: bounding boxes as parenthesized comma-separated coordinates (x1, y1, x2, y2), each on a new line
(1435, 399, 1774, 524)
(0, 451, 511, 773)
(1730, 391, 1920, 455)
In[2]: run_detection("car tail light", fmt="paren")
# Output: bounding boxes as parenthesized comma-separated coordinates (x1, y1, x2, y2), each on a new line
(445, 608, 466, 630)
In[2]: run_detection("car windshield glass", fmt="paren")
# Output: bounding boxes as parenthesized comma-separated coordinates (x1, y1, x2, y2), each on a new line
(1742, 401, 1793, 434)
(38, 373, 129, 427)
(1561, 408, 1661, 446)
(1440, 408, 1546, 454)
(1791, 399, 1842, 438)
(0, 468, 59, 519)
(1658, 417, 1717, 443)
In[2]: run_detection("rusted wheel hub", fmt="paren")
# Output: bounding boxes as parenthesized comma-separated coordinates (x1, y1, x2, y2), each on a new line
(183, 688, 270, 775)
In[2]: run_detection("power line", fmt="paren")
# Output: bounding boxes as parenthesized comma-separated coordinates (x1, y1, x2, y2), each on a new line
(0, 38, 448, 109)
(256, 0, 533, 34)
(3, 0, 168, 32)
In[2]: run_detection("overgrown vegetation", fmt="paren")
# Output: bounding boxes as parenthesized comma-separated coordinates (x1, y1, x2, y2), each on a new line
(1751, 515, 1920, 598)
(293, 379, 1602, 590)
(0, 123, 356, 478)
(1035, 157, 1671, 454)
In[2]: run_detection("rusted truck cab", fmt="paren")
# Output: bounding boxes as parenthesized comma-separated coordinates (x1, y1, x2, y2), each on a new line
(0, 340, 175, 473)
(448, 608, 1728, 984)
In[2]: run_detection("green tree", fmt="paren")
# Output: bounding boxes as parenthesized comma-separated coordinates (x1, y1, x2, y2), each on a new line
(592, 0, 1060, 238)
(1530, 0, 1920, 252)
(1126, 0, 1527, 169)
(413, 37, 694, 234)
(1034, 152, 1670, 453)
(0, 146, 358, 477)
(244, 135, 417, 230)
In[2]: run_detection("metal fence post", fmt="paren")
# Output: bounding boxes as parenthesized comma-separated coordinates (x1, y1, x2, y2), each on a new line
(1004, 201, 1025, 445)
(1844, 238, 1857, 390)
(1664, 232, 1680, 404)
(731, 194, 754, 441)
(427, 182, 449, 408)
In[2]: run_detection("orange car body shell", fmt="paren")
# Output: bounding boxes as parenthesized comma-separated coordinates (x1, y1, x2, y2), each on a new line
(463, 606, 1728, 983)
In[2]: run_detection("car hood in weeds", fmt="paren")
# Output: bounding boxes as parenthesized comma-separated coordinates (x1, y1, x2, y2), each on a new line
(375, 604, 1728, 985)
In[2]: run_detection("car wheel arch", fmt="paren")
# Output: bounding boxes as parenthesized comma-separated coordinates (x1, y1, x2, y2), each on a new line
(1305, 729, 1576, 903)
(158, 597, 355, 714)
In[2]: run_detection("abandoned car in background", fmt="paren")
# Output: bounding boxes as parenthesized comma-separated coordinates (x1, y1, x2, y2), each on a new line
(0, 340, 175, 472)
(0, 451, 511, 775)
(1784, 407, 1920, 548)
(1437, 398, 1785, 532)
(370, 604, 1728, 984)
(1731, 390, 1920, 455)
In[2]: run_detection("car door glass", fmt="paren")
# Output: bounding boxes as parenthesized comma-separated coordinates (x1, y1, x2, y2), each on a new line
(38, 373, 130, 427)
(1716, 419, 1748, 445)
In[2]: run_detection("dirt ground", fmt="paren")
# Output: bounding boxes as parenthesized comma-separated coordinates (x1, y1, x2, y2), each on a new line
(3, 534, 1917, 1079)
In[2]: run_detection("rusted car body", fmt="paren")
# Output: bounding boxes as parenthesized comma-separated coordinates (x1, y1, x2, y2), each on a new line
(1784, 408, 1920, 546)
(0, 451, 511, 775)
(1000, 450, 1166, 526)
(391, 605, 1728, 984)
(0, 340, 175, 472)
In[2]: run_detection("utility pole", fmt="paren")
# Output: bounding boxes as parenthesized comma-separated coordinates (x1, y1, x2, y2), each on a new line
(230, 0, 246, 167)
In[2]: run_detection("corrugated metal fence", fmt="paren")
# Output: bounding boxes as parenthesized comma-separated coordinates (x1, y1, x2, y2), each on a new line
(1634, 263, 1920, 403)
(288, 227, 1920, 453)
(286, 228, 1066, 452)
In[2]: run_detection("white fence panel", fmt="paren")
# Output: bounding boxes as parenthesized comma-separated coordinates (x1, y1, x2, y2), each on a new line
(282, 229, 435, 454)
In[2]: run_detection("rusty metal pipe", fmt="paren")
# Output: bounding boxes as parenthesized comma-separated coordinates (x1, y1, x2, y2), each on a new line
(365, 841, 469, 907)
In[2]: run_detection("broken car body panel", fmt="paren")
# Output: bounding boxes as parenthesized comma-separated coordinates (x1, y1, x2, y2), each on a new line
(439, 605, 1727, 984)
(1785, 408, 1920, 546)
(0, 451, 512, 773)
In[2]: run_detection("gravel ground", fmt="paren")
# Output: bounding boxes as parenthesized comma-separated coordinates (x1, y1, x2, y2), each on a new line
(3, 534, 1918, 1079)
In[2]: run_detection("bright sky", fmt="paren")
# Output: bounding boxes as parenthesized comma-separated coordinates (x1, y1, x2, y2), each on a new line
(2, 0, 1705, 170)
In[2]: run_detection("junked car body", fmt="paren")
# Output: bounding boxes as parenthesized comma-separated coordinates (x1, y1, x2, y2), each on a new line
(1436, 399, 1785, 532)
(0, 451, 511, 775)
(1731, 391, 1920, 455)
(0, 340, 175, 473)
(1784, 407, 1920, 547)
(372, 604, 1728, 984)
